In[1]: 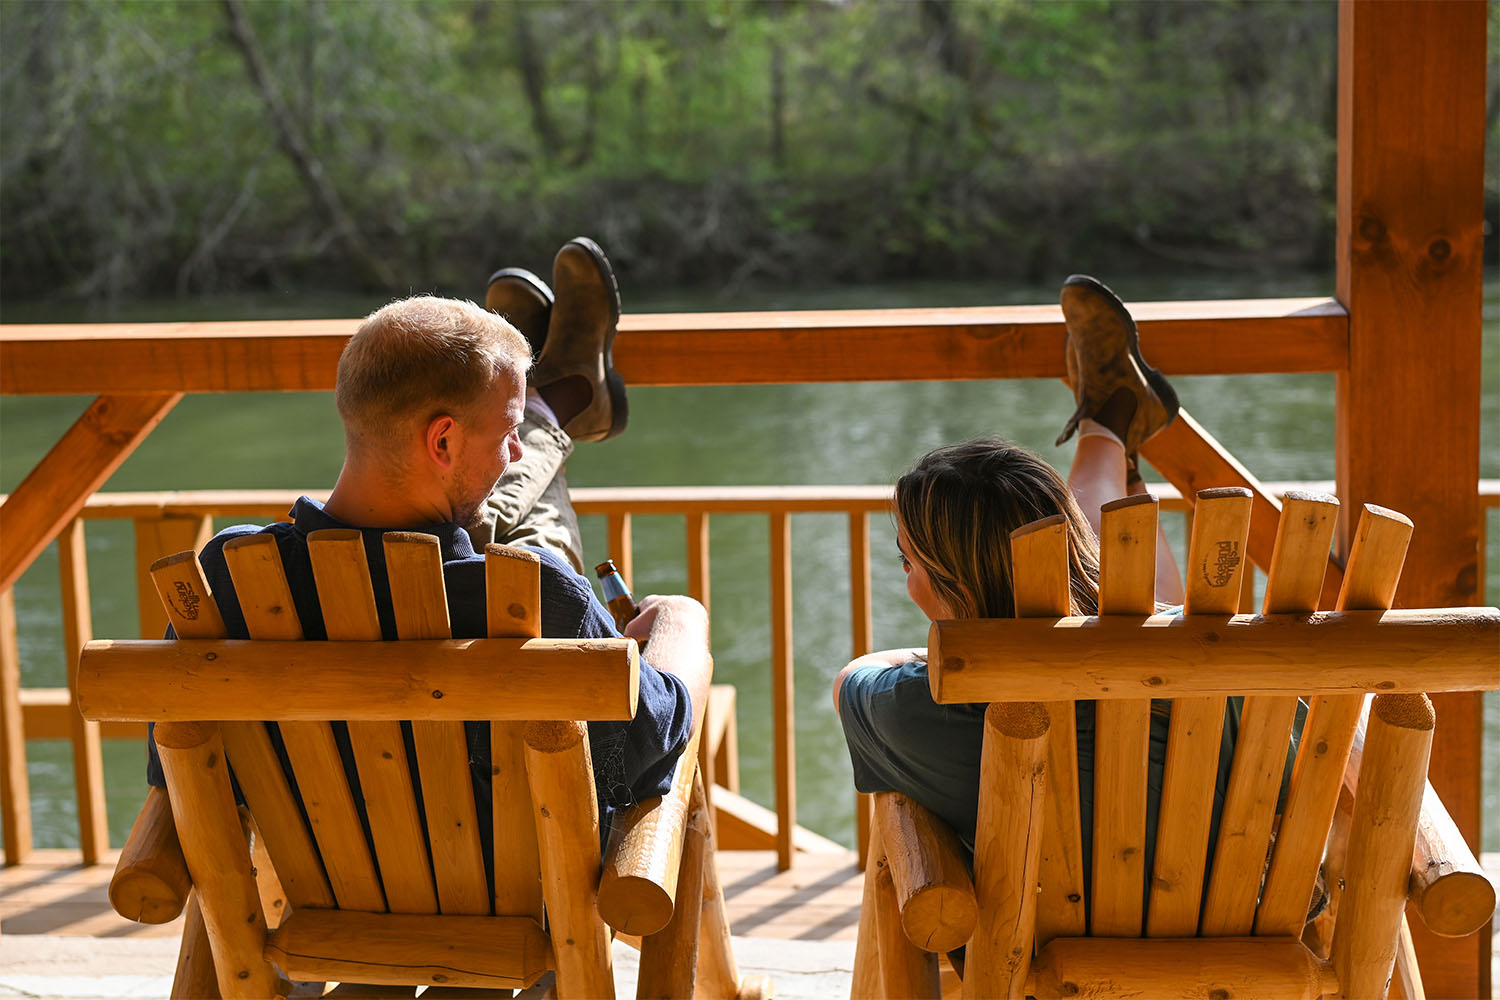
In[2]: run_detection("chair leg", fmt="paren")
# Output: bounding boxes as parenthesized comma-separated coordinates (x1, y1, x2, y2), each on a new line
(874, 858, 939, 999)
(850, 820, 885, 998)
(170, 891, 221, 1000)
(637, 776, 708, 999)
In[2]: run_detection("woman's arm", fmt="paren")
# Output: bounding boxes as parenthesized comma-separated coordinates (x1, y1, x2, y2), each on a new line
(831, 647, 927, 716)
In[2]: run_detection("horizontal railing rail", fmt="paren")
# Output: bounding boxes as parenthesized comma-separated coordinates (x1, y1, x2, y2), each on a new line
(5, 480, 1496, 870)
(0, 298, 1347, 394)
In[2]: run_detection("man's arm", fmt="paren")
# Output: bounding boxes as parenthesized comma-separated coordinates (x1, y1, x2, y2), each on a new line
(623, 594, 711, 739)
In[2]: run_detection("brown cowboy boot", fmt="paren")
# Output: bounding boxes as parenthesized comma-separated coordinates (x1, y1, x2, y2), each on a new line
(484, 266, 553, 357)
(530, 237, 627, 442)
(1055, 274, 1179, 477)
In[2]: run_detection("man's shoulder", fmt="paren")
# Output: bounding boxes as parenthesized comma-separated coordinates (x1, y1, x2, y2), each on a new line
(200, 520, 296, 565)
(442, 545, 609, 640)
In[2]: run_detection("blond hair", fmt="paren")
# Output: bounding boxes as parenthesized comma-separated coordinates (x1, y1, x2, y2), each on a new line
(336, 295, 531, 448)
(894, 437, 1100, 619)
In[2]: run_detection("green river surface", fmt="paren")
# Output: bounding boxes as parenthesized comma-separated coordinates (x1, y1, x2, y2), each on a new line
(2, 269, 1496, 853)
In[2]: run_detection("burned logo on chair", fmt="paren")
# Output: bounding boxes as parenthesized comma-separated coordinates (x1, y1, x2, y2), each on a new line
(173, 580, 202, 620)
(1200, 539, 1241, 588)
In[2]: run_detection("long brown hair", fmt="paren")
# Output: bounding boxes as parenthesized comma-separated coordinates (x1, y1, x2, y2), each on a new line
(894, 437, 1100, 619)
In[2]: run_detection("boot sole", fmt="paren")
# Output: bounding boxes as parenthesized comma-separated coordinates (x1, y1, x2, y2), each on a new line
(485, 267, 554, 355)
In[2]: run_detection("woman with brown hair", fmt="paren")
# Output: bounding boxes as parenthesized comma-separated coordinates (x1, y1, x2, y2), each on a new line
(833, 276, 1298, 875)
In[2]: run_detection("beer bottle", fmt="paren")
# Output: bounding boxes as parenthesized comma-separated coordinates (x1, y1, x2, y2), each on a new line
(594, 559, 640, 632)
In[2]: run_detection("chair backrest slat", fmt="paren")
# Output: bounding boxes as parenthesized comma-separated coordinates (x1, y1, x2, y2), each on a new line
(222, 533, 387, 913)
(1091, 495, 1158, 936)
(383, 532, 490, 916)
(148, 550, 336, 911)
(1008, 514, 1087, 944)
(1200, 492, 1338, 936)
(486, 545, 546, 921)
(1254, 505, 1412, 936)
(1146, 487, 1249, 937)
(308, 529, 438, 916)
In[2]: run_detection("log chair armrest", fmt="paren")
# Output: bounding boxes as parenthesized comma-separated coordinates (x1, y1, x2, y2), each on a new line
(597, 695, 707, 937)
(1342, 713, 1497, 938)
(109, 786, 191, 924)
(873, 791, 978, 954)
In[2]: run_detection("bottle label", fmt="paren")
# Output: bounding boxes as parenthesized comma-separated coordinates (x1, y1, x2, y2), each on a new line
(601, 574, 631, 602)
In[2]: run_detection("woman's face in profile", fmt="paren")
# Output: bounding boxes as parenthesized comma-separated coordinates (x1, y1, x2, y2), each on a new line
(897, 524, 951, 622)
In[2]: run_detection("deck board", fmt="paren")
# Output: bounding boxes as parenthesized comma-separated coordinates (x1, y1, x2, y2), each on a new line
(0, 848, 864, 942)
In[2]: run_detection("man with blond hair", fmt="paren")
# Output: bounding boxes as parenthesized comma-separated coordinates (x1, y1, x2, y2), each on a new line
(147, 242, 705, 857)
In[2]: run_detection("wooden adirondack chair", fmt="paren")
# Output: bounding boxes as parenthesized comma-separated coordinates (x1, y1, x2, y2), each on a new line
(77, 530, 770, 1000)
(852, 490, 1499, 999)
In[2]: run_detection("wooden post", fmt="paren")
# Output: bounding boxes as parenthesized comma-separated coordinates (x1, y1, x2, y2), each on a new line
(849, 510, 874, 871)
(635, 776, 708, 1000)
(0, 586, 31, 865)
(769, 511, 795, 871)
(850, 816, 885, 999)
(59, 519, 109, 864)
(1336, 1, 1488, 991)
(171, 892, 222, 1000)
(109, 786, 190, 923)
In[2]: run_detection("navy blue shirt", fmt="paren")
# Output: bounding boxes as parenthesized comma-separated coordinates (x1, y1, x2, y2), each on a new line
(147, 496, 692, 870)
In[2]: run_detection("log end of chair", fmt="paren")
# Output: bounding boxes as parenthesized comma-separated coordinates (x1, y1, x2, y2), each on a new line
(1413, 869, 1498, 938)
(108, 867, 189, 924)
(596, 872, 674, 936)
(899, 883, 979, 955)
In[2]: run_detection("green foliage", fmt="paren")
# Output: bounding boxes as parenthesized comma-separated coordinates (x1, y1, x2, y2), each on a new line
(0, 0, 1361, 301)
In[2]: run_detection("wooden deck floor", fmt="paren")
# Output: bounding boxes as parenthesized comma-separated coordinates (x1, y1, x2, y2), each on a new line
(0, 847, 865, 942)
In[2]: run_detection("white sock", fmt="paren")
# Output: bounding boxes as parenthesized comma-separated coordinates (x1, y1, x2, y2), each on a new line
(525, 387, 560, 427)
(1075, 418, 1124, 449)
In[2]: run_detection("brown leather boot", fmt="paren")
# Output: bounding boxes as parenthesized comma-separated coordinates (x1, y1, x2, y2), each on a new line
(1055, 274, 1178, 471)
(530, 237, 627, 442)
(484, 267, 553, 357)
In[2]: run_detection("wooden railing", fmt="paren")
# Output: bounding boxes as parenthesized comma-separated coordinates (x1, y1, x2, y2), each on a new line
(6, 480, 1496, 872)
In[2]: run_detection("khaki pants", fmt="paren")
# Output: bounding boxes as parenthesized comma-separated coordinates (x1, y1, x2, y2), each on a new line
(466, 406, 585, 573)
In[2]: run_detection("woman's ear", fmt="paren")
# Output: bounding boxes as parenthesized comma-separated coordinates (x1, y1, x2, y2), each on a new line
(425, 414, 458, 470)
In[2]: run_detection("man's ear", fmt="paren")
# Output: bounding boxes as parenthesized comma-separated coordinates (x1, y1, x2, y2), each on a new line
(425, 414, 459, 470)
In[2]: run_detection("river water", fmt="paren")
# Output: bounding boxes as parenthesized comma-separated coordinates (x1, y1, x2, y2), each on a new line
(2, 270, 1496, 852)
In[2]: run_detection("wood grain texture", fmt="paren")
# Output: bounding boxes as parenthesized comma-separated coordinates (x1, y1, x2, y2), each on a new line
(1092, 496, 1157, 937)
(964, 702, 1049, 1000)
(155, 721, 279, 999)
(524, 720, 613, 999)
(307, 530, 439, 917)
(873, 854, 941, 999)
(222, 533, 386, 914)
(381, 533, 487, 917)
(1336, 4, 1489, 991)
(634, 776, 709, 1000)
(1005, 515, 1085, 947)
(1026, 937, 1337, 1000)
(482, 543, 545, 923)
(1146, 488, 1249, 937)
(134, 516, 214, 640)
(263, 909, 551, 989)
(0, 392, 181, 592)
(0, 298, 1347, 394)
(1141, 412, 1345, 609)
(59, 519, 110, 864)
(1330, 694, 1435, 1000)
(1255, 504, 1411, 937)
(109, 786, 190, 924)
(927, 607, 1499, 703)
(873, 792, 976, 954)
(1, 586, 33, 864)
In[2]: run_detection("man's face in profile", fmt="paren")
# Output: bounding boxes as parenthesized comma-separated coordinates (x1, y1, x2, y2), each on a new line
(447, 369, 526, 531)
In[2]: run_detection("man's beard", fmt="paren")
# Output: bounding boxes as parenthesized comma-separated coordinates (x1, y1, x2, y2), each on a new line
(450, 476, 500, 534)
